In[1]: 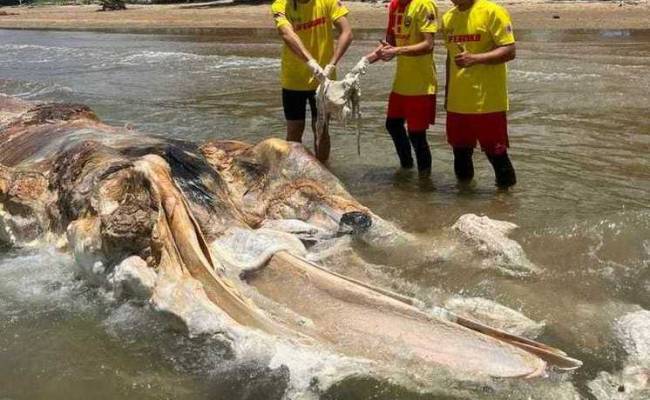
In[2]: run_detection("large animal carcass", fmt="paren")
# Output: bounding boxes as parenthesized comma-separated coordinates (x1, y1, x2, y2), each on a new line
(0, 95, 581, 391)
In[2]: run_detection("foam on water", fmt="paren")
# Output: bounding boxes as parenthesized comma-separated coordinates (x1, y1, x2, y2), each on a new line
(0, 43, 277, 68)
(511, 69, 600, 82)
(0, 79, 74, 99)
(0, 248, 92, 316)
(0, 248, 371, 399)
(119, 51, 279, 70)
(0, 43, 79, 53)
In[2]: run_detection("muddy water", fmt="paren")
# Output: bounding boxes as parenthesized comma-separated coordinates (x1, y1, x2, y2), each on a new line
(0, 29, 649, 399)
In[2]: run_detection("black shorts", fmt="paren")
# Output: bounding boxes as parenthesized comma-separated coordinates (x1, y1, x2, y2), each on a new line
(282, 89, 317, 121)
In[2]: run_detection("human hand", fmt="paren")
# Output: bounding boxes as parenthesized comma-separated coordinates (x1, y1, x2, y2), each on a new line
(323, 64, 336, 79)
(363, 43, 384, 64)
(351, 56, 370, 74)
(377, 41, 399, 61)
(454, 51, 479, 68)
(307, 59, 327, 81)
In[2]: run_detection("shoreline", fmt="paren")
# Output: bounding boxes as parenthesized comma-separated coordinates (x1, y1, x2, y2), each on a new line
(2, 25, 649, 38)
(2, 24, 650, 36)
(1, 2, 650, 34)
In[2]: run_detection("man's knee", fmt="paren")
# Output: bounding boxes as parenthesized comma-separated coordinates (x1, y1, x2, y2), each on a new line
(385, 117, 404, 133)
(408, 131, 428, 148)
(408, 131, 432, 173)
(453, 147, 475, 181)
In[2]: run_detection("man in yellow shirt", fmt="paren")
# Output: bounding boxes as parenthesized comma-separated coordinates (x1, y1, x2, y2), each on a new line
(271, 0, 353, 162)
(443, 0, 517, 188)
(369, 0, 439, 176)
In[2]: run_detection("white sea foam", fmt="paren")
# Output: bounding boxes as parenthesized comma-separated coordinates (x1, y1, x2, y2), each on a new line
(119, 50, 210, 65)
(207, 56, 280, 70)
(511, 69, 600, 82)
(119, 51, 279, 70)
(0, 45, 279, 77)
(0, 247, 364, 397)
(0, 43, 85, 62)
(0, 248, 92, 315)
(0, 44, 73, 52)
(235, 333, 370, 399)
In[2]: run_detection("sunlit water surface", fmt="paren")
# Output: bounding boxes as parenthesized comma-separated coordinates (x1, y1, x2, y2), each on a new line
(0, 28, 648, 399)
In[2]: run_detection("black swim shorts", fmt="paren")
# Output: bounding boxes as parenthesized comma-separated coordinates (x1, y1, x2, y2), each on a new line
(282, 89, 318, 121)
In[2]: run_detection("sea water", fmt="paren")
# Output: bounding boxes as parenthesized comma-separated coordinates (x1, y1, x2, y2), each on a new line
(0, 28, 649, 399)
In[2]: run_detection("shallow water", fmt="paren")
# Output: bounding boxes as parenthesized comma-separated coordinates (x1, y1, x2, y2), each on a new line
(0, 28, 649, 399)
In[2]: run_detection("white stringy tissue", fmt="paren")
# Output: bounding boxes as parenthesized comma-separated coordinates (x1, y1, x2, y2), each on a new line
(315, 57, 370, 155)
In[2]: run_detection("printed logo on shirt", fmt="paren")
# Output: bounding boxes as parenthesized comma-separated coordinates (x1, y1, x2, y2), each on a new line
(447, 34, 482, 43)
(293, 17, 327, 32)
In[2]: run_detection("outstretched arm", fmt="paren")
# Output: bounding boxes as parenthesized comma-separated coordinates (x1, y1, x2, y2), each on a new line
(363, 43, 386, 64)
(278, 24, 315, 63)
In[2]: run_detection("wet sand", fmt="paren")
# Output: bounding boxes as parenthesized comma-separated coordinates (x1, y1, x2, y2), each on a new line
(0, 1, 649, 33)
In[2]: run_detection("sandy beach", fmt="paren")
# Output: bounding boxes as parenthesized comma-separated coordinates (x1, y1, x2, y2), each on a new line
(0, 1, 649, 33)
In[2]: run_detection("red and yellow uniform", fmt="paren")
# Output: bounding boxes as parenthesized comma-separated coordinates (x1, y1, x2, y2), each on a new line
(386, 0, 439, 131)
(272, 0, 349, 91)
(443, 0, 514, 114)
(442, 0, 515, 154)
(388, 0, 439, 96)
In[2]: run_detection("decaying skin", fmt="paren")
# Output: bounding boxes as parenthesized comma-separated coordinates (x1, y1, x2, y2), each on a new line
(0, 94, 580, 383)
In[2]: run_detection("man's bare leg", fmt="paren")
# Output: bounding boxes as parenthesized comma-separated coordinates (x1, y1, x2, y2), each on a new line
(287, 119, 329, 162)
(312, 119, 330, 163)
(286, 120, 306, 143)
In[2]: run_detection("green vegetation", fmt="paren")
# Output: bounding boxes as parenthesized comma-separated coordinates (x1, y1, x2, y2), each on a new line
(2, 0, 94, 5)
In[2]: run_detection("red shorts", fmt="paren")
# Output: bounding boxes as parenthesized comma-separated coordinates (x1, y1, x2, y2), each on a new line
(387, 92, 436, 132)
(446, 111, 509, 156)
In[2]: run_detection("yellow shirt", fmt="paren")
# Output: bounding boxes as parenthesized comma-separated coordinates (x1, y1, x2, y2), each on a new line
(272, 0, 349, 91)
(389, 0, 439, 96)
(442, 0, 515, 114)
